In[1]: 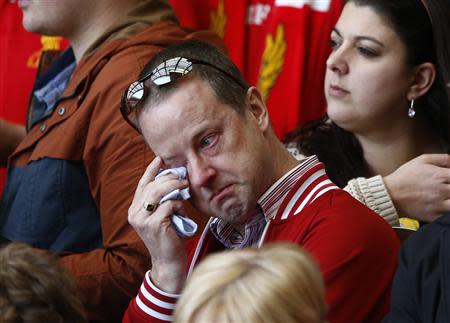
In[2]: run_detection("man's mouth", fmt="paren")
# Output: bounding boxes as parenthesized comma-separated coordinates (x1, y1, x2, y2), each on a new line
(210, 184, 234, 204)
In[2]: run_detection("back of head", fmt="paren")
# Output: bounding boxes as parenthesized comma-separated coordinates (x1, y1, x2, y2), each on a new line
(0, 243, 87, 323)
(174, 243, 327, 323)
(139, 40, 250, 114)
(347, 0, 450, 146)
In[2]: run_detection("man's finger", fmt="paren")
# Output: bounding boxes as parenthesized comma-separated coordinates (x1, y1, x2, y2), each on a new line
(144, 178, 189, 202)
(137, 156, 162, 191)
(149, 200, 185, 234)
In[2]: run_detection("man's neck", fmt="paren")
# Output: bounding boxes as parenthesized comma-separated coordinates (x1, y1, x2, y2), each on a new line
(68, 2, 136, 62)
(70, 31, 100, 63)
(271, 139, 303, 181)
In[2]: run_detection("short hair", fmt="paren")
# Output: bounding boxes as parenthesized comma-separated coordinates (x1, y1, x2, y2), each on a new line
(174, 243, 327, 323)
(139, 40, 250, 114)
(0, 243, 87, 323)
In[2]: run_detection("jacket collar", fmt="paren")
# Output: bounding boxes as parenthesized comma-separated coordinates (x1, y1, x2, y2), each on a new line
(27, 1, 179, 128)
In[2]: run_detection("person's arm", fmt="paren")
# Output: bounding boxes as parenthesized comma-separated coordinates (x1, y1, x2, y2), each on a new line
(0, 120, 25, 166)
(123, 271, 180, 323)
(123, 156, 192, 322)
(344, 175, 400, 226)
(290, 141, 450, 224)
(344, 154, 450, 225)
(383, 154, 450, 223)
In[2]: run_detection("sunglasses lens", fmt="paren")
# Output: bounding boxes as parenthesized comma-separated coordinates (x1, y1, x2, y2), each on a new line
(126, 81, 144, 107)
(152, 71, 187, 86)
(151, 57, 193, 86)
(120, 81, 146, 132)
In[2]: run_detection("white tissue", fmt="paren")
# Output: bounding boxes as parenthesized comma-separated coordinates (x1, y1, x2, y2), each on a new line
(155, 167, 197, 237)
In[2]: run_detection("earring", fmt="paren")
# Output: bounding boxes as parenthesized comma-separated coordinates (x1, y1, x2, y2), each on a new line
(408, 99, 416, 118)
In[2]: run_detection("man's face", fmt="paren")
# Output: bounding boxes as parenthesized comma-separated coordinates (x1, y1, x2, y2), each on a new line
(18, 0, 81, 36)
(139, 78, 273, 225)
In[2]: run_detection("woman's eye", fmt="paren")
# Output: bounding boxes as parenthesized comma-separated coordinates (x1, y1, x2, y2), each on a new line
(357, 46, 377, 57)
(329, 38, 339, 49)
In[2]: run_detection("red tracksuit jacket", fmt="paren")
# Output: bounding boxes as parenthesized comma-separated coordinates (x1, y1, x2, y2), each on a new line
(124, 157, 400, 323)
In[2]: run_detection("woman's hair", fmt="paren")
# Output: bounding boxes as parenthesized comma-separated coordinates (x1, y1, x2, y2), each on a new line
(0, 243, 87, 323)
(288, 0, 450, 187)
(174, 243, 327, 323)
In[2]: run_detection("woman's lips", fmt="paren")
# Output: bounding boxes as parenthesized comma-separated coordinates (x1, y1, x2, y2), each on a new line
(329, 84, 350, 97)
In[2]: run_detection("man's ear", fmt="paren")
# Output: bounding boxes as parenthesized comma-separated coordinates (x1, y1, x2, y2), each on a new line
(245, 86, 270, 131)
(407, 62, 436, 101)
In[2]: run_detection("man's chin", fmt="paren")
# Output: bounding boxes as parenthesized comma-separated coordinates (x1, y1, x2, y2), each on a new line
(216, 206, 248, 225)
(195, 199, 248, 224)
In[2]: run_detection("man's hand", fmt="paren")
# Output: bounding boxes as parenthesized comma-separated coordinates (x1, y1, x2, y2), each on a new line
(384, 154, 450, 222)
(128, 156, 189, 293)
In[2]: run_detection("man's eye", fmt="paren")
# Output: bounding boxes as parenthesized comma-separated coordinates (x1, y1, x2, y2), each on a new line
(200, 134, 217, 149)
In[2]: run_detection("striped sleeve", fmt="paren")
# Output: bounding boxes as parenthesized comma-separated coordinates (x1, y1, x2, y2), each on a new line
(123, 271, 179, 323)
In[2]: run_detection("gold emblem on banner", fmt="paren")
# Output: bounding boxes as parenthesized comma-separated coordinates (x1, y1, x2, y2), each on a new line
(27, 36, 64, 69)
(210, 0, 227, 38)
(258, 24, 286, 102)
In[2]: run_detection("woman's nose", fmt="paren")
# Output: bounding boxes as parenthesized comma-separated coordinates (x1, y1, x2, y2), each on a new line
(326, 47, 349, 75)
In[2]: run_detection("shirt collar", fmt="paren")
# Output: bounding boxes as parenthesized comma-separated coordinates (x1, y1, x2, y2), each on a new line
(259, 155, 319, 220)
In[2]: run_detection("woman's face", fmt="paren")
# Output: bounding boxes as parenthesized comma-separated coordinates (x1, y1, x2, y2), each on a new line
(324, 2, 415, 135)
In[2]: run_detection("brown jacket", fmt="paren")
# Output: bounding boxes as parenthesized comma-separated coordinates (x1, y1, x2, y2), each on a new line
(3, 2, 218, 320)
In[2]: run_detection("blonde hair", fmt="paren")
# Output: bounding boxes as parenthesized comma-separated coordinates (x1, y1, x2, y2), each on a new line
(174, 243, 327, 323)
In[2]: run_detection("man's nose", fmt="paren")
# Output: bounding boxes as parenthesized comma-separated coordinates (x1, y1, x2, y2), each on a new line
(187, 155, 216, 189)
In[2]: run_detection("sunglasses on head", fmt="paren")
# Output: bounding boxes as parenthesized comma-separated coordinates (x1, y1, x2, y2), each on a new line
(120, 56, 247, 132)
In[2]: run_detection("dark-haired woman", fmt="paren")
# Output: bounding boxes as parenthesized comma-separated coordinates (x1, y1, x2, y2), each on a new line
(289, 0, 450, 230)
